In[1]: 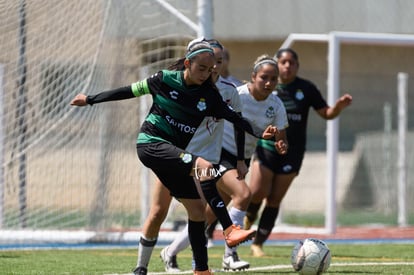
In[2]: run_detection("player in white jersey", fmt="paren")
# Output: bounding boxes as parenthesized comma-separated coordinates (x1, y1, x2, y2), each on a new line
(186, 76, 242, 164)
(212, 54, 289, 268)
(221, 83, 288, 161)
(204, 53, 289, 261)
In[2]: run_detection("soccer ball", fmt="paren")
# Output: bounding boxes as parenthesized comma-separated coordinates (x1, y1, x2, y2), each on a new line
(291, 238, 331, 275)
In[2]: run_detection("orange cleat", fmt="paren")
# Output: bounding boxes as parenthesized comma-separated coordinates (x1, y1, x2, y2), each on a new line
(223, 224, 256, 248)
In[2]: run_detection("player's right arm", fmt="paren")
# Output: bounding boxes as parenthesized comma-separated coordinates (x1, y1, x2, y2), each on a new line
(70, 77, 153, 106)
(70, 86, 136, 107)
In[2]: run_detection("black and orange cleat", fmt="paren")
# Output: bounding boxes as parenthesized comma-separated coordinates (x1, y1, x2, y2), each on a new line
(223, 224, 256, 248)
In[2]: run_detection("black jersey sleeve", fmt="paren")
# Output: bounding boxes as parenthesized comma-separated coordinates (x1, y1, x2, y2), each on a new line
(234, 112, 245, 160)
(307, 80, 328, 110)
(86, 86, 135, 105)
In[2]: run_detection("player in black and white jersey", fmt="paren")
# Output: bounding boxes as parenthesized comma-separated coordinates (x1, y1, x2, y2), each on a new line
(161, 75, 253, 272)
(71, 38, 278, 275)
(136, 39, 248, 274)
(244, 48, 352, 257)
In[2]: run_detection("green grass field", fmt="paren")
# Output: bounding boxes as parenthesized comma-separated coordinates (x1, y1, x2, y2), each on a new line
(0, 243, 413, 274)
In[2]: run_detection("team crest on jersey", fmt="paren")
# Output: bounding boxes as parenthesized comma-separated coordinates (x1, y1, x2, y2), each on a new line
(180, 152, 192, 164)
(295, 90, 304, 100)
(265, 106, 275, 118)
(197, 98, 207, 111)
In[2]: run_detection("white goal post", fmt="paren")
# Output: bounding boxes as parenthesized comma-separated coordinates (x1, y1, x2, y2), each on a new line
(279, 31, 414, 233)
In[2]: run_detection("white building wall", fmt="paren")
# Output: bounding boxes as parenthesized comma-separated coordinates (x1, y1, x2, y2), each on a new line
(213, 0, 414, 39)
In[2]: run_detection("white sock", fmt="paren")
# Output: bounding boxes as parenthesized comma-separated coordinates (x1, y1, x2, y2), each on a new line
(229, 206, 246, 227)
(167, 223, 190, 256)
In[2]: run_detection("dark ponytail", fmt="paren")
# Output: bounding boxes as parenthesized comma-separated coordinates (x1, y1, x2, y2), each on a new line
(168, 58, 186, 70)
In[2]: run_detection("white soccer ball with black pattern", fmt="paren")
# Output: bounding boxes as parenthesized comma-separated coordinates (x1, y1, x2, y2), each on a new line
(291, 238, 331, 275)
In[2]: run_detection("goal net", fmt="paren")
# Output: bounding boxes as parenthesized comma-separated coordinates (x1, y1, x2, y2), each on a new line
(275, 32, 414, 234)
(0, 0, 198, 245)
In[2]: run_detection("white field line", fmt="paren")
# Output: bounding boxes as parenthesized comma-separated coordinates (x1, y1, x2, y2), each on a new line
(108, 261, 414, 275)
(332, 262, 414, 266)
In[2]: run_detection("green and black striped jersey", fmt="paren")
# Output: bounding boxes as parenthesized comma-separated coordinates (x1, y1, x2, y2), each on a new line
(87, 70, 262, 150)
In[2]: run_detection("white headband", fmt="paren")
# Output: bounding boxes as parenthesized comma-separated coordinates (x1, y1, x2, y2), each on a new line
(187, 37, 207, 51)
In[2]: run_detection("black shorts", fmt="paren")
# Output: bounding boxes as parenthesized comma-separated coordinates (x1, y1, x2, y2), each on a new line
(136, 142, 200, 199)
(219, 148, 251, 174)
(254, 145, 305, 175)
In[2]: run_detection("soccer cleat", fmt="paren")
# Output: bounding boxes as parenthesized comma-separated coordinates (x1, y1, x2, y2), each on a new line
(160, 247, 181, 273)
(223, 224, 256, 248)
(243, 216, 253, 230)
(251, 243, 265, 257)
(194, 269, 214, 275)
(222, 252, 250, 271)
(132, 266, 147, 275)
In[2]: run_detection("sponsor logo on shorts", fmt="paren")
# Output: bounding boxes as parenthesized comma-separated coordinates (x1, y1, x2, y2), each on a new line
(215, 201, 225, 208)
(180, 153, 192, 164)
(283, 164, 292, 172)
(218, 164, 227, 174)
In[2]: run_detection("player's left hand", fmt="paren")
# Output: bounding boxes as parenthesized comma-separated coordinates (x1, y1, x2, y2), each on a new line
(262, 125, 279, 139)
(336, 94, 352, 110)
